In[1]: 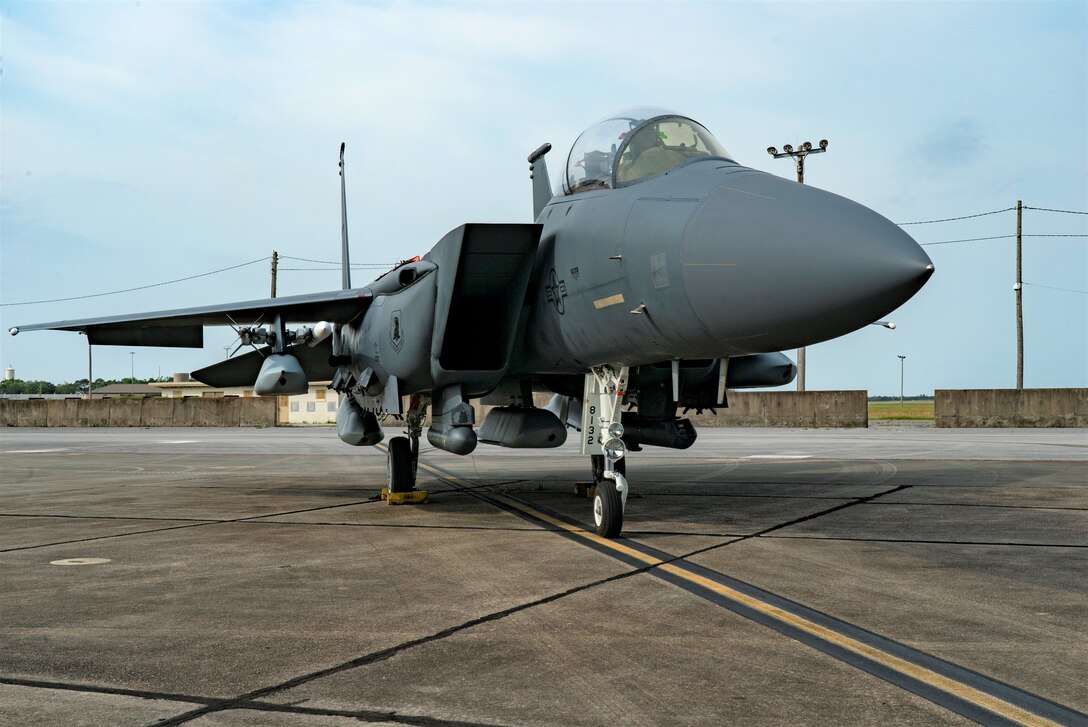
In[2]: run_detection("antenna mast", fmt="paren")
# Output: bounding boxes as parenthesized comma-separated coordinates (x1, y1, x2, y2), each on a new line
(339, 142, 351, 290)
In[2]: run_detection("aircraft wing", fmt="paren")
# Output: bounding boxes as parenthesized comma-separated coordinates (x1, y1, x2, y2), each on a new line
(9, 288, 372, 348)
(190, 338, 335, 387)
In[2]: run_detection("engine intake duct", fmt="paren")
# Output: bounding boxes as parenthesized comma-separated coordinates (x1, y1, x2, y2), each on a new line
(479, 407, 567, 448)
(621, 414, 697, 450)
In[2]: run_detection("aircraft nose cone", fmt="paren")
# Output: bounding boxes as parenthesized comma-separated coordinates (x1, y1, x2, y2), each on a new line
(681, 170, 933, 350)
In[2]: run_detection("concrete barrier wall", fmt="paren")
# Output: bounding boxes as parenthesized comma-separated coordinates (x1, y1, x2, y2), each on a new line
(472, 390, 867, 428)
(935, 388, 1087, 428)
(0, 398, 277, 427)
(687, 390, 868, 428)
(3, 390, 866, 428)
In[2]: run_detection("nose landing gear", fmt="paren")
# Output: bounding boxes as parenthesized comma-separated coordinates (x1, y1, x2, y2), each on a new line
(582, 365, 630, 537)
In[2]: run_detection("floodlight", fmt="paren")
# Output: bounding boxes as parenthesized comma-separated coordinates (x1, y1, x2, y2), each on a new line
(802, 141, 813, 151)
(783, 144, 793, 153)
(603, 437, 626, 461)
(767, 147, 778, 155)
(819, 139, 828, 149)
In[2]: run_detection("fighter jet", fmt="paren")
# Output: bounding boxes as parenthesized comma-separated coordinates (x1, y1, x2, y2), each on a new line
(10, 108, 934, 537)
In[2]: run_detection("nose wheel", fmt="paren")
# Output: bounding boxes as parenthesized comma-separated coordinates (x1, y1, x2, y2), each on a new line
(583, 365, 630, 538)
(593, 474, 623, 538)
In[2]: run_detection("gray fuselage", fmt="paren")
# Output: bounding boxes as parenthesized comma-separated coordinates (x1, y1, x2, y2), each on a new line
(515, 156, 933, 375)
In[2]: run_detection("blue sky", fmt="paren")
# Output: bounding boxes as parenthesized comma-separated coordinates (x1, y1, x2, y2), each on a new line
(1, 1, 1085, 395)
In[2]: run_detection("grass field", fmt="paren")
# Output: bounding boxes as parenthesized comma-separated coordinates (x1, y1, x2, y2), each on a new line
(868, 401, 935, 420)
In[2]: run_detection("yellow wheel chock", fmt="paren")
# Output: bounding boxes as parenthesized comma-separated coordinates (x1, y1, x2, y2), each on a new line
(380, 488, 429, 505)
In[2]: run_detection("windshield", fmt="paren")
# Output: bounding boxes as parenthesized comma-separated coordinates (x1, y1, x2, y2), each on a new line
(565, 117, 639, 194)
(615, 118, 731, 186)
(564, 109, 732, 194)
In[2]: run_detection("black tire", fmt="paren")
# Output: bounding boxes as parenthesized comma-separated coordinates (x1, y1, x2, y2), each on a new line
(387, 436, 415, 493)
(593, 479, 623, 538)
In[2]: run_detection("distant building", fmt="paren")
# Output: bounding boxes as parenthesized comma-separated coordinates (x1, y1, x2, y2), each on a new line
(149, 375, 337, 424)
(90, 383, 163, 397)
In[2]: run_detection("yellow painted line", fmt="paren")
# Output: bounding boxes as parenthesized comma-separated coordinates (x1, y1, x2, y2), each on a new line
(653, 563, 1058, 727)
(415, 459, 1059, 727)
(593, 293, 625, 309)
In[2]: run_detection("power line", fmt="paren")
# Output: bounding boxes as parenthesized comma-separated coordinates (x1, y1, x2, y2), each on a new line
(281, 255, 392, 268)
(280, 266, 393, 271)
(279, 267, 389, 271)
(1023, 206, 1088, 215)
(1022, 282, 1088, 295)
(921, 235, 1014, 246)
(0, 257, 268, 307)
(897, 207, 1014, 225)
(921, 233, 1087, 246)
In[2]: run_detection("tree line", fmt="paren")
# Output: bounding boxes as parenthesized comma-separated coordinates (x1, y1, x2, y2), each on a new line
(0, 377, 170, 395)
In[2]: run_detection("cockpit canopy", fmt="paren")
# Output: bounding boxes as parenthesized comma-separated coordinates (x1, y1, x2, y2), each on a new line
(564, 108, 733, 195)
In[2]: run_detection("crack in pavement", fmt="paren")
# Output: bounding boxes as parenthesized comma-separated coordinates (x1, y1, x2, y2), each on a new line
(0, 676, 509, 727)
(0, 499, 377, 553)
(148, 563, 669, 725)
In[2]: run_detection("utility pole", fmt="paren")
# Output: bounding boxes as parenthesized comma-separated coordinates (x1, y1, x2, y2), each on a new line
(130, 351, 135, 384)
(270, 250, 279, 299)
(1015, 200, 1023, 389)
(767, 139, 829, 392)
(898, 355, 906, 404)
(86, 337, 93, 400)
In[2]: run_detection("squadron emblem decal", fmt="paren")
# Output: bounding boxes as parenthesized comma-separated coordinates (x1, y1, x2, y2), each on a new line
(545, 268, 567, 315)
(390, 310, 403, 352)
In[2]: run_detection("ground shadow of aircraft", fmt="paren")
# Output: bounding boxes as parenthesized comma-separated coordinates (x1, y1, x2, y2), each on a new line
(11, 108, 933, 537)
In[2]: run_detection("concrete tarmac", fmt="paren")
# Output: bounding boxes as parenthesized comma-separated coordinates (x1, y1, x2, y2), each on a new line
(1, 427, 1085, 726)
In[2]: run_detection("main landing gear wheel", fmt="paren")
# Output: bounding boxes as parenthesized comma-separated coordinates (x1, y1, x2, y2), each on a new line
(387, 436, 415, 493)
(593, 478, 623, 537)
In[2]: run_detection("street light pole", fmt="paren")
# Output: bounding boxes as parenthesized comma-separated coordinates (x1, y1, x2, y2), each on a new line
(898, 355, 906, 404)
(767, 139, 829, 392)
(129, 351, 135, 384)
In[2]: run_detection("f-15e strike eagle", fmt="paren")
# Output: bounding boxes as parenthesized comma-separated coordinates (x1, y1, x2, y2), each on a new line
(11, 109, 934, 537)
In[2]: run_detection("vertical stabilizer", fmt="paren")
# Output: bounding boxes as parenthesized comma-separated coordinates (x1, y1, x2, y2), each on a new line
(528, 143, 553, 221)
(339, 143, 351, 290)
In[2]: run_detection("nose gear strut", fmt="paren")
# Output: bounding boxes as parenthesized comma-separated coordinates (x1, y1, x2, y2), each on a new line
(581, 365, 630, 537)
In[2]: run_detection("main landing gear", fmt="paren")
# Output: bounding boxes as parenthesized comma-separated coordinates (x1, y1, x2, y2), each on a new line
(382, 395, 429, 505)
(582, 365, 630, 538)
